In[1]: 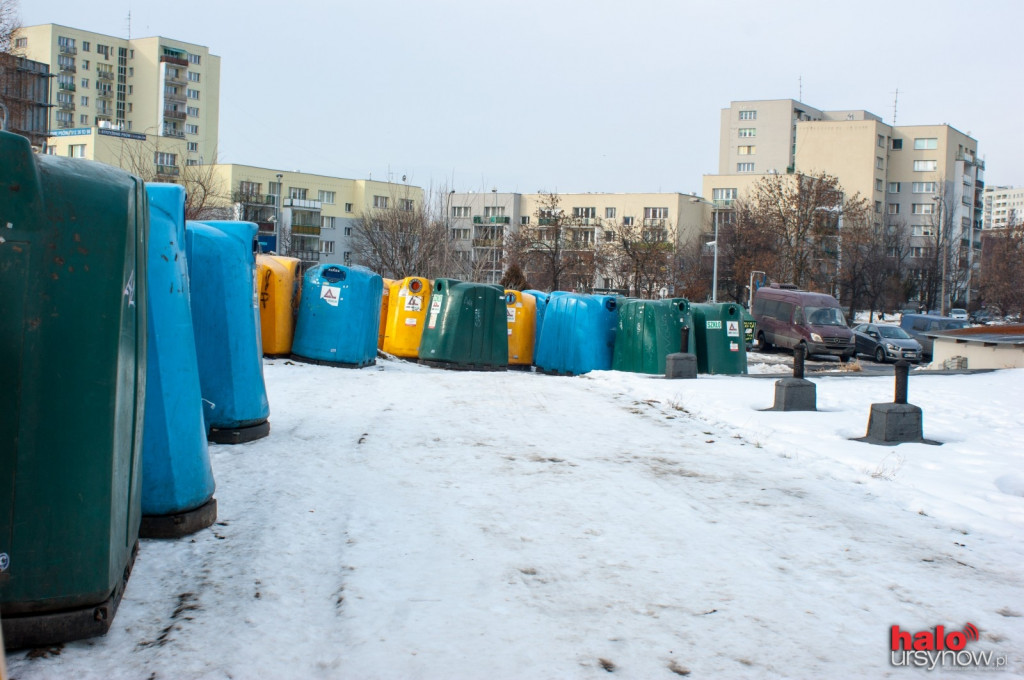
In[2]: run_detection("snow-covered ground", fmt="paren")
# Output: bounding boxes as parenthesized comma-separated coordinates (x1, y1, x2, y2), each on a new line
(9, 358, 1024, 679)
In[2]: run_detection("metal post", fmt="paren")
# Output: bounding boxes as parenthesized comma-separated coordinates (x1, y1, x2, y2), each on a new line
(793, 344, 805, 380)
(711, 207, 719, 303)
(275, 172, 284, 254)
(680, 326, 690, 354)
(894, 361, 909, 405)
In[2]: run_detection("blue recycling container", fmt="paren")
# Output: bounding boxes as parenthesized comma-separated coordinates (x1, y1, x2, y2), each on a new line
(141, 185, 216, 537)
(185, 220, 271, 444)
(524, 289, 550, 352)
(292, 264, 383, 367)
(534, 293, 620, 376)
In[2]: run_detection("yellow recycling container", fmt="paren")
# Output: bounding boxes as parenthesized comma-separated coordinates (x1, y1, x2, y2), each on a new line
(256, 254, 302, 356)
(506, 290, 537, 368)
(382, 277, 432, 358)
(378, 278, 396, 349)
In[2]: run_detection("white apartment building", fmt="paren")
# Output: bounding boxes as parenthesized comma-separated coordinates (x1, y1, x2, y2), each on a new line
(983, 186, 1024, 229)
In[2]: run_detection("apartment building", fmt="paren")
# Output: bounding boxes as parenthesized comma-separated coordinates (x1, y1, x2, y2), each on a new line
(704, 98, 985, 306)
(17, 23, 219, 172)
(983, 186, 1024, 228)
(210, 164, 424, 266)
(448, 191, 709, 289)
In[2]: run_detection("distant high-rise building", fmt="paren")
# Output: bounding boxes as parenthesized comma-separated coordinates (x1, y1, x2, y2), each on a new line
(983, 185, 1024, 229)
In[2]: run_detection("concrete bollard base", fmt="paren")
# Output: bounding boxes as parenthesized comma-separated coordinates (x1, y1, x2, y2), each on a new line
(853, 402, 941, 446)
(768, 377, 816, 411)
(665, 353, 698, 379)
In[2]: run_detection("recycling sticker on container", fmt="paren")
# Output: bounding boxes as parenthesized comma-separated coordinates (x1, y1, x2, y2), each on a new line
(507, 307, 516, 323)
(405, 295, 423, 312)
(320, 285, 341, 307)
(428, 295, 443, 329)
(727, 320, 740, 337)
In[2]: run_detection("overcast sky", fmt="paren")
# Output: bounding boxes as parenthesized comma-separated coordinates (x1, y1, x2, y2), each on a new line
(22, 0, 1024, 194)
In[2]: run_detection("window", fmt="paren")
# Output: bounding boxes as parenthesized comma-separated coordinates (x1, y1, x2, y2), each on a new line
(187, 106, 199, 117)
(187, 142, 198, 152)
(82, 41, 90, 51)
(912, 182, 937, 193)
(451, 228, 470, 240)
(713, 188, 737, 202)
(914, 138, 938, 150)
(344, 227, 352, 236)
(79, 114, 88, 124)
(82, 59, 89, 70)
(887, 204, 900, 214)
(320, 241, 335, 255)
(14, 37, 26, 48)
(605, 207, 616, 219)
(343, 252, 352, 265)
(321, 218, 335, 231)
(738, 110, 757, 120)
(622, 216, 634, 226)
(891, 138, 903, 150)
(188, 53, 201, 65)
(876, 156, 884, 170)
(399, 198, 414, 212)
(738, 145, 755, 155)
(56, 92, 74, 105)
(888, 182, 901, 193)
(451, 206, 471, 217)
(81, 77, 89, 88)
(521, 216, 530, 225)
(318, 190, 336, 204)
(185, 123, 198, 134)
(239, 181, 261, 195)
(875, 179, 883, 192)
(874, 201, 882, 214)
(911, 203, 935, 215)
(186, 159, 198, 166)
(483, 206, 505, 217)
(289, 187, 308, 200)
(877, 134, 885, 148)
(738, 128, 756, 137)
(68, 144, 86, 158)
(154, 152, 176, 166)
(187, 71, 200, 82)
(80, 96, 89, 106)
(573, 207, 596, 219)
(910, 247, 924, 258)
(373, 195, 388, 209)
(737, 162, 754, 172)
(269, 182, 281, 196)
(187, 88, 200, 99)
(344, 203, 353, 212)
(914, 160, 937, 172)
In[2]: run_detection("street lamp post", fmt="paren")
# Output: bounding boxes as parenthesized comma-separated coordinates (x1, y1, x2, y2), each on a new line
(275, 172, 283, 254)
(933, 195, 947, 315)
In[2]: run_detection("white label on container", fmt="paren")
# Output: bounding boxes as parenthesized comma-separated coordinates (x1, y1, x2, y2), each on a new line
(430, 296, 443, 313)
(320, 285, 341, 307)
(727, 320, 740, 337)
(508, 328, 513, 335)
(707, 320, 723, 330)
(507, 307, 516, 323)
(730, 342, 739, 352)
(428, 313, 439, 329)
(405, 318, 417, 326)
(405, 295, 423, 312)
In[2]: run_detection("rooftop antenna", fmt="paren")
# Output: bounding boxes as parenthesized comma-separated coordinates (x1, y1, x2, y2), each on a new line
(892, 88, 899, 126)
(126, 5, 131, 40)
(798, 75, 802, 102)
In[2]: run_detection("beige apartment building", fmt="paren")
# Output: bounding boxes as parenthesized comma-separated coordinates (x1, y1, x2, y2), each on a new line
(705, 98, 985, 306)
(448, 191, 709, 288)
(17, 23, 220, 173)
(210, 164, 423, 265)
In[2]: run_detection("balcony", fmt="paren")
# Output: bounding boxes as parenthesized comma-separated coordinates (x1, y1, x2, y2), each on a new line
(97, 89, 113, 100)
(97, 70, 114, 81)
(59, 44, 78, 55)
(283, 198, 322, 210)
(163, 108, 187, 120)
(58, 82, 76, 92)
(59, 62, 76, 74)
(160, 54, 189, 67)
(155, 164, 180, 177)
(472, 238, 503, 248)
(161, 125, 185, 138)
(57, 101, 75, 111)
(163, 88, 186, 103)
(291, 225, 322, 236)
(643, 218, 667, 228)
(96, 109, 114, 117)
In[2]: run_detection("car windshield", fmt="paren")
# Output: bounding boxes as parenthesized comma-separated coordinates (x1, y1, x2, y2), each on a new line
(877, 325, 911, 339)
(805, 306, 847, 327)
(944, 320, 969, 330)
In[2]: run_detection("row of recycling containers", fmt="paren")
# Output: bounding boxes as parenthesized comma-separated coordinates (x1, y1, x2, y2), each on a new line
(0, 129, 747, 650)
(257, 265, 749, 377)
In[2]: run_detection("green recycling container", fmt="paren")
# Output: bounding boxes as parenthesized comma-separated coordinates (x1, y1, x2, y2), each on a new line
(0, 132, 147, 648)
(417, 279, 508, 370)
(691, 303, 748, 375)
(613, 298, 695, 374)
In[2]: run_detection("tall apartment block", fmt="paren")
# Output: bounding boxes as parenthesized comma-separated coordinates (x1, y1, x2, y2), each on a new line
(17, 23, 219, 175)
(983, 186, 1024, 229)
(704, 99, 985, 305)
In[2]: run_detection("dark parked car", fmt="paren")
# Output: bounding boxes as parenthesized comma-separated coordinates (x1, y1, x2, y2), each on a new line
(970, 308, 998, 324)
(852, 323, 923, 363)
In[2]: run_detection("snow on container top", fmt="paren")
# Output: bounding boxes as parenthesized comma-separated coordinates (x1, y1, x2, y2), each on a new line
(417, 279, 508, 370)
(613, 298, 695, 375)
(185, 220, 271, 437)
(142, 184, 215, 521)
(291, 264, 383, 368)
(534, 293, 620, 376)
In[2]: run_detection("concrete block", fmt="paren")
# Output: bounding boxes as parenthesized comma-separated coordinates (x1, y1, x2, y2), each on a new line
(769, 377, 816, 411)
(665, 353, 698, 379)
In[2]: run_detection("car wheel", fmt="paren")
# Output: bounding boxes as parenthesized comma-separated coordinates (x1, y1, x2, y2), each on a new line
(840, 353, 852, 364)
(757, 332, 771, 352)
(874, 347, 886, 364)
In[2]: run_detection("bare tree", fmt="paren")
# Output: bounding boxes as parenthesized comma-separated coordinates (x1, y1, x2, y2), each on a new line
(607, 217, 674, 298)
(979, 217, 1024, 317)
(673, 236, 712, 302)
(716, 201, 781, 303)
(111, 136, 227, 219)
(0, 0, 18, 55)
